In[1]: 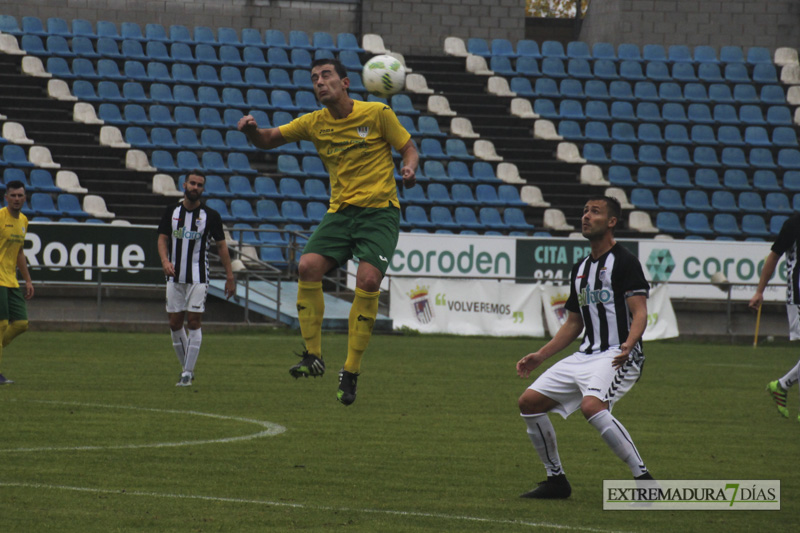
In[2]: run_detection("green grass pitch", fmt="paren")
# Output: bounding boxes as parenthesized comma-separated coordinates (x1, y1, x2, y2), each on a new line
(0, 331, 797, 532)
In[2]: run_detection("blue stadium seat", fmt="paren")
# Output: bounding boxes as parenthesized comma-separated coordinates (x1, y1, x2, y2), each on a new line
(479, 208, 507, 231)
(753, 64, 778, 84)
(749, 148, 777, 169)
(713, 213, 741, 237)
(665, 168, 692, 189)
(586, 122, 612, 142)
(429, 206, 460, 230)
(96, 38, 122, 59)
(683, 83, 709, 103)
(558, 121, 583, 140)
(503, 208, 535, 231)
(279, 177, 306, 200)
(533, 78, 558, 98)
(698, 63, 724, 83)
(281, 200, 312, 224)
(610, 144, 638, 165)
(664, 125, 691, 145)
(694, 146, 721, 167)
(467, 37, 491, 57)
(448, 161, 474, 182)
(515, 57, 540, 76)
(744, 126, 771, 147)
(31, 193, 62, 217)
(690, 125, 717, 145)
(255, 199, 284, 223)
(228, 176, 258, 199)
(753, 170, 781, 192)
(662, 102, 688, 123)
(176, 151, 202, 172)
(770, 215, 790, 236)
(685, 213, 713, 236)
(567, 58, 592, 79)
(672, 62, 697, 81)
(57, 194, 90, 218)
(593, 60, 619, 80)
(717, 126, 745, 146)
(229, 200, 259, 223)
(668, 44, 692, 63)
(567, 41, 591, 59)
(694, 169, 722, 190)
(559, 79, 585, 99)
(154, 127, 181, 148)
(640, 145, 667, 166)
(289, 30, 313, 50)
(449, 184, 478, 206)
(657, 189, 685, 211)
(592, 42, 616, 61)
(583, 80, 609, 100)
(541, 57, 567, 78)
(767, 106, 793, 126)
(630, 188, 657, 210)
(610, 101, 636, 121)
(418, 116, 446, 138)
(741, 214, 770, 239)
(426, 183, 453, 206)
(454, 207, 485, 230)
(302, 156, 328, 178)
(405, 205, 435, 230)
(733, 84, 759, 104)
(636, 167, 664, 187)
(646, 62, 671, 82)
(582, 143, 609, 164)
(400, 185, 428, 206)
(657, 82, 682, 102)
(711, 190, 739, 212)
(517, 40, 541, 58)
(585, 101, 611, 121)
(203, 175, 230, 198)
(739, 191, 766, 213)
(303, 179, 329, 201)
(765, 193, 793, 215)
(152, 105, 180, 127)
(608, 166, 635, 187)
(724, 63, 750, 83)
(559, 99, 584, 119)
(226, 130, 255, 152)
(200, 129, 226, 150)
(685, 190, 712, 212)
(0, 15, 21, 35)
(723, 169, 751, 190)
(637, 124, 664, 144)
(533, 99, 557, 118)
(313, 31, 338, 51)
(475, 184, 503, 206)
(619, 60, 646, 81)
(338, 32, 365, 53)
(760, 85, 786, 105)
(778, 148, 800, 170)
(21, 16, 46, 36)
(636, 102, 662, 122)
(713, 104, 739, 125)
(542, 40, 566, 58)
(656, 212, 684, 234)
(693, 45, 718, 63)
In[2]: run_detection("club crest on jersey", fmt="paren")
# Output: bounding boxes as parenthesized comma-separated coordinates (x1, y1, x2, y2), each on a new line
(598, 267, 608, 280)
(356, 126, 370, 138)
(578, 287, 612, 307)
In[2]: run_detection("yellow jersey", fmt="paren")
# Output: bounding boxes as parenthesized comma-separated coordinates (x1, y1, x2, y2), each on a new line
(279, 100, 411, 212)
(0, 207, 28, 288)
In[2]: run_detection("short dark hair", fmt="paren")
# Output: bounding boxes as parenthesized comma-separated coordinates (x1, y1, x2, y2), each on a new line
(5, 180, 25, 192)
(586, 195, 621, 221)
(184, 170, 205, 182)
(311, 58, 348, 80)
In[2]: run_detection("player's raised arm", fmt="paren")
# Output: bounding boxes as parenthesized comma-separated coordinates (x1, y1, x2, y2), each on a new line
(237, 114, 287, 151)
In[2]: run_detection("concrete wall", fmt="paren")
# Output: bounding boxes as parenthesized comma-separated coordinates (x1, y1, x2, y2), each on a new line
(580, 0, 800, 52)
(0, 0, 525, 57)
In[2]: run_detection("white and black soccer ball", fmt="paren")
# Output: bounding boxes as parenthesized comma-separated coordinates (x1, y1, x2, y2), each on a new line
(361, 55, 406, 98)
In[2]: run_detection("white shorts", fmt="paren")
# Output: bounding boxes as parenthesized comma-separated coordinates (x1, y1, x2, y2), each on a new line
(787, 305, 800, 341)
(528, 348, 642, 419)
(166, 282, 208, 313)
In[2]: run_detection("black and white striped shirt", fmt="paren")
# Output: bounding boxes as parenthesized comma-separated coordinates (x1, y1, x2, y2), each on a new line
(565, 243, 649, 355)
(771, 214, 800, 304)
(157, 202, 225, 284)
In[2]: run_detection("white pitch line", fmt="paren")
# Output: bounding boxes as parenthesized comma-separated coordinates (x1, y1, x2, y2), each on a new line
(0, 400, 286, 453)
(0, 481, 629, 533)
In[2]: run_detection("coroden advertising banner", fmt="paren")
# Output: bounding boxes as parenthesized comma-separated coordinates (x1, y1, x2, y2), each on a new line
(390, 278, 544, 336)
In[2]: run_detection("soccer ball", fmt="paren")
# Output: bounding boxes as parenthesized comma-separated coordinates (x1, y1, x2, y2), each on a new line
(361, 55, 406, 98)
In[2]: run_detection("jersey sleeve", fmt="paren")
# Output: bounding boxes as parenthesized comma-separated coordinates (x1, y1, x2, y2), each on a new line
(564, 262, 581, 313)
(205, 208, 225, 241)
(380, 105, 412, 150)
(615, 248, 650, 299)
(157, 205, 174, 235)
(278, 112, 313, 144)
(772, 216, 800, 256)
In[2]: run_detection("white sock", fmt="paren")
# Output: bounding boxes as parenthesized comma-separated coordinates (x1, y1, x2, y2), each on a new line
(184, 328, 202, 373)
(588, 410, 648, 477)
(170, 328, 187, 369)
(521, 413, 564, 477)
(779, 358, 800, 389)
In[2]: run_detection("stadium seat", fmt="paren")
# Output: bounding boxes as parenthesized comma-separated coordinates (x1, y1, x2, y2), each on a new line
(638, 123, 664, 144)
(739, 191, 766, 213)
(665, 168, 693, 189)
(694, 146, 721, 167)
(685, 212, 713, 236)
(454, 207, 485, 230)
(503, 208, 535, 231)
(778, 149, 800, 170)
(695, 169, 722, 189)
(752, 170, 781, 192)
(585, 122, 611, 142)
(517, 39, 541, 58)
(405, 205, 435, 229)
(592, 42, 616, 61)
(713, 214, 742, 237)
(657, 189, 684, 211)
(656, 211, 684, 234)
(749, 148, 777, 169)
(717, 126, 745, 146)
(637, 167, 664, 187)
(31, 193, 62, 217)
(640, 145, 667, 166)
(429, 206, 460, 230)
(723, 169, 751, 190)
(765, 192, 792, 214)
(57, 193, 90, 218)
(685, 190, 712, 212)
(711, 190, 739, 212)
(593, 60, 619, 80)
(478, 207, 507, 231)
(630, 188, 657, 210)
(664, 125, 691, 145)
(770, 215, 790, 236)
(610, 144, 637, 165)
(608, 166, 636, 187)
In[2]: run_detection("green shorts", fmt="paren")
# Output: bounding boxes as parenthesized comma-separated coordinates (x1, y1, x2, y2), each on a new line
(0, 286, 28, 322)
(303, 205, 400, 275)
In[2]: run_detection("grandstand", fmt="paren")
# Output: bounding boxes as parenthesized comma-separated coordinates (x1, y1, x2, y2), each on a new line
(0, 1, 798, 332)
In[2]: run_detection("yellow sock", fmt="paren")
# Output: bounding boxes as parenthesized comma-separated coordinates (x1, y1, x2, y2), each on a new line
(344, 288, 379, 374)
(3, 320, 28, 348)
(0, 320, 8, 372)
(296, 281, 324, 356)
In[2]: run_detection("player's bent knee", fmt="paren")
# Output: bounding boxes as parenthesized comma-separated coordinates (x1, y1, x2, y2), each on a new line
(518, 390, 548, 414)
(580, 396, 608, 419)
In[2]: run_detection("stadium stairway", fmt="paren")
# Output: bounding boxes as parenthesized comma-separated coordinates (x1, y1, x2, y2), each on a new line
(0, 53, 164, 224)
(208, 279, 392, 331)
(403, 53, 599, 227)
